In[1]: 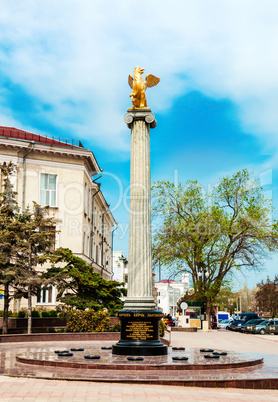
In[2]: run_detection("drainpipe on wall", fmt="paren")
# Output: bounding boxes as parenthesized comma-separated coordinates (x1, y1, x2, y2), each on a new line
(22, 141, 35, 211)
(110, 225, 118, 280)
(101, 209, 109, 277)
(91, 185, 101, 261)
(92, 169, 103, 184)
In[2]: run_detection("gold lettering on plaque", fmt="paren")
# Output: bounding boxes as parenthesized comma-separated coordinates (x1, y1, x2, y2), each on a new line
(125, 321, 154, 341)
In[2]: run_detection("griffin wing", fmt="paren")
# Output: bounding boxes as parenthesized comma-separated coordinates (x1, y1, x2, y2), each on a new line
(128, 74, 134, 89)
(145, 74, 160, 88)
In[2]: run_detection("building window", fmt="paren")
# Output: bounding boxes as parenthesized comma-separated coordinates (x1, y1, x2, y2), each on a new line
(40, 174, 57, 207)
(88, 188, 91, 219)
(95, 245, 99, 264)
(36, 286, 55, 305)
(83, 232, 86, 254)
(84, 183, 88, 215)
(87, 235, 90, 257)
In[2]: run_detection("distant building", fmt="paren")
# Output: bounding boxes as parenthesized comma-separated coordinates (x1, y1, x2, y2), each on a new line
(112, 251, 128, 286)
(155, 274, 190, 315)
(0, 126, 116, 312)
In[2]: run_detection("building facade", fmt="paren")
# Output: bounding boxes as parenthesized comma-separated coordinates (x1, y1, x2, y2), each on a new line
(0, 127, 116, 312)
(155, 274, 190, 315)
(111, 251, 128, 285)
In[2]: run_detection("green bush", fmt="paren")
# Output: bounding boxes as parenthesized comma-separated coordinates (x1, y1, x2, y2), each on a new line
(110, 321, 121, 332)
(48, 309, 58, 317)
(41, 311, 50, 317)
(49, 328, 56, 333)
(31, 310, 40, 317)
(66, 309, 110, 332)
(56, 305, 68, 320)
(17, 310, 26, 318)
(0, 310, 13, 317)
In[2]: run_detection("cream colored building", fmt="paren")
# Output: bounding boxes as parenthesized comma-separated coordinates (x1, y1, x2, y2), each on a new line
(0, 126, 116, 312)
(112, 251, 128, 285)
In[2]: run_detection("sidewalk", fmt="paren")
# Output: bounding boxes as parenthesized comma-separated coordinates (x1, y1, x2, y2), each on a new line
(1, 375, 278, 401)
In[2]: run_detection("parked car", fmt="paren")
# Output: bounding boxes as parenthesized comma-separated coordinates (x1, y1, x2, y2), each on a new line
(228, 313, 259, 331)
(255, 319, 278, 335)
(240, 319, 264, 333)
(218, 319, 231, 329)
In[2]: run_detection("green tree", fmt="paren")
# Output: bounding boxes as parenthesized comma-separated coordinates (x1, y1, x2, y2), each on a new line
(152, 169, 278, 323)
(14, 203, 56, 334)
(0, 162, 22, 334)
(213, 284, 239, 315)
(45, 248, 126, 316)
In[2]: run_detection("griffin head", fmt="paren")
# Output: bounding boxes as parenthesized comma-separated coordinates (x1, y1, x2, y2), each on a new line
(134, 66, 145, 74)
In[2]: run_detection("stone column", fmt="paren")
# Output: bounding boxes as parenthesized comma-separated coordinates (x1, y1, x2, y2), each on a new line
(112, 108, 167, 356)
(123, 108, 156, 310)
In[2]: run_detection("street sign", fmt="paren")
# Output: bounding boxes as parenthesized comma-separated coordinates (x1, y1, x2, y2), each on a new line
(180, 302, 188, 310)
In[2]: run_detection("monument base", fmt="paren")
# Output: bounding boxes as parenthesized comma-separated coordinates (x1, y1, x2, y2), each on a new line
(112, 310, 168, 356)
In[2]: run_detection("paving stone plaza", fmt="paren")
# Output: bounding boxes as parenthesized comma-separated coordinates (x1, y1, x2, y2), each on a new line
(0, 330, 278, 400)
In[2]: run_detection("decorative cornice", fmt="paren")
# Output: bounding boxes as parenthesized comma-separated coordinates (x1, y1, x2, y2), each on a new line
(0, 137, 100, 176)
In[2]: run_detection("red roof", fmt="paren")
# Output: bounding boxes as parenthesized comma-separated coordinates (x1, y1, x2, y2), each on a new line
(156, 279, 177, 283)
(0, 126, 82, 148)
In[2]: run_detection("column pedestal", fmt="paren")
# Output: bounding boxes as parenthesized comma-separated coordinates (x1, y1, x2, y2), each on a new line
(112, 310, 167, 356)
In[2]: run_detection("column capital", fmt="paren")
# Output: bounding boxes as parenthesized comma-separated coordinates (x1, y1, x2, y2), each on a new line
(124, 108, 157, 129)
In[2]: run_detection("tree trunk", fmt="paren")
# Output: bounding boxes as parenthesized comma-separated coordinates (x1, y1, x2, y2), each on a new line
(205, 298, 211, 331)
(2, 283, 9, 335)
(27, 284, 32, 334)
(206, 307, 211, 330)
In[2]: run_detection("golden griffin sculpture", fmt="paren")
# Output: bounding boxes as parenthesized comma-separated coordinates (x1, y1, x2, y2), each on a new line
(128, 67, 160, 109)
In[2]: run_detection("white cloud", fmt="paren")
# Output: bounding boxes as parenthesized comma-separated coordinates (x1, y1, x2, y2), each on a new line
(0, 0, 278, 150)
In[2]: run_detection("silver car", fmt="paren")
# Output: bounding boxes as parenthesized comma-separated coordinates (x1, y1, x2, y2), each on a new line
(218, 319, 231, 329)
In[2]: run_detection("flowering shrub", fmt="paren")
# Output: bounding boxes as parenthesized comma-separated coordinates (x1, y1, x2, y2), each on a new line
(66, 309, 110, 332)
(159, 319, 166, 337)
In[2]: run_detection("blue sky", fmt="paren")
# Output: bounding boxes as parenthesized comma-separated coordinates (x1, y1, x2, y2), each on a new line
(0, 1, 278, 289)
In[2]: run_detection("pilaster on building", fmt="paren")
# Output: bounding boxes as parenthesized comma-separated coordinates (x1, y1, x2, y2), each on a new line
(0, 126, 116, 312)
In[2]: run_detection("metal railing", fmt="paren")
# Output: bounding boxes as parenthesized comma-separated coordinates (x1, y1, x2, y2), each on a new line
(0, 127, 83, 148)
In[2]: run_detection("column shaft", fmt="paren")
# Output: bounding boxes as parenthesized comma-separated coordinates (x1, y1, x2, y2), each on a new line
(124, 110, 156, 310)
